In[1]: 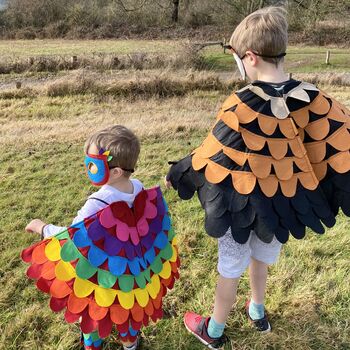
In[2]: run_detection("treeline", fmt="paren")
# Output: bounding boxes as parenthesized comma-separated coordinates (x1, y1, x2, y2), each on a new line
(0, 0, 349, 40)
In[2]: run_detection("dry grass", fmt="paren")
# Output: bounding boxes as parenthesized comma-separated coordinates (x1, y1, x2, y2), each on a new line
(0, 42, 206, 74)
(293, 72, 350, 86)
(1, 70, 349, 151)
(0, 71, 241, 102)
(0, 52, 191, 74)
(0, 90, 222, 149)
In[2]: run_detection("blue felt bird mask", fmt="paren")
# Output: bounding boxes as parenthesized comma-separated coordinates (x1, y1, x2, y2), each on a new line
(84, 149, 113, 186)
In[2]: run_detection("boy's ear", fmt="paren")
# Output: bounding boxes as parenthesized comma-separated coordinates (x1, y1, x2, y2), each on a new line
(245, 51, 259, 67)
(110, 167, 123, 178)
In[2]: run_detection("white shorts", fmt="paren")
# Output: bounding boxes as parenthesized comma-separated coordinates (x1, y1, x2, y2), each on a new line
(217, 229, 282, 279)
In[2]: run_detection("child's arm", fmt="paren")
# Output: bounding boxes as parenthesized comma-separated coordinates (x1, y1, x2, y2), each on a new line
(25, 197, 109, 239)
(25, 219, 47, 238)
(164, 176, 172, 189)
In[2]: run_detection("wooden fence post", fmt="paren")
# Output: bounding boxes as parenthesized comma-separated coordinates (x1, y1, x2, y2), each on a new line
(71, 55, 78, 68)
(325, 50, 330, 65)
(113, 57, 120, 67)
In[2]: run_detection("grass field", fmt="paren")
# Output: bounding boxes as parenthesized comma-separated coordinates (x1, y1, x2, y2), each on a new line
(0, 40, 349, 75)
(0, 40, 349, 350)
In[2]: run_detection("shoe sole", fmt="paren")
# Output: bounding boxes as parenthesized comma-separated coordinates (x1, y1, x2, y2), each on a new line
(184, 322, 225, 350)
(247, 319, 272, 333)
(259, 322, 272, 334)
(122, 336, 140, 350)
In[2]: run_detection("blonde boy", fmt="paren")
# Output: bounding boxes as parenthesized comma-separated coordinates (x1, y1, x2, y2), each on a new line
(166, 5, 350, 349)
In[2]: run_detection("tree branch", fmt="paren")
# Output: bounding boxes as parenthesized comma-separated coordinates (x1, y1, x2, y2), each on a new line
(114, 0, 149, 12)
(292, 0, 308, 9)
(220, 0, 246, 16)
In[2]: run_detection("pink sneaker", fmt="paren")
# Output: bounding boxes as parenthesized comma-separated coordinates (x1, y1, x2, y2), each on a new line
(184, 312, 228, 349)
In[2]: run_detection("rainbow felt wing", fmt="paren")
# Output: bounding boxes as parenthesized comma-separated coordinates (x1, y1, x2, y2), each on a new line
(21, 186, 179, 342)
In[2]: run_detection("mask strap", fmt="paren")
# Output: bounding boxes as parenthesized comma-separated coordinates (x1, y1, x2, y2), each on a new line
(253, 52, 286, 59)
(223, 44, 286, 59)
(109, 165, 135, 173)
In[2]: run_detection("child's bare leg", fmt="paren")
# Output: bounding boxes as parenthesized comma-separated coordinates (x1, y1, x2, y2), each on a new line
(212, 275, 240, 323)
(249, 257, 268, 305)
(184, 229, 249, 344)
(206, 275, 240, 339)
(248, 257, 268, 320)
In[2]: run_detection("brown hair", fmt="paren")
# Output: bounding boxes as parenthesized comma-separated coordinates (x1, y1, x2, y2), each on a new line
(85, 125, 140, 177)
(229, 6, 288, 65)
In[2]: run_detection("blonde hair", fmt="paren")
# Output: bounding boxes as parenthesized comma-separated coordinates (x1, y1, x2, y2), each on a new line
(84, 125, 140, 177)
(229, 6, 288, 65)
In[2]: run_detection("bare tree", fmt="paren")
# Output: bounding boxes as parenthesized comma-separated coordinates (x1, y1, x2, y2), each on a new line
(172, 0, 180, 22)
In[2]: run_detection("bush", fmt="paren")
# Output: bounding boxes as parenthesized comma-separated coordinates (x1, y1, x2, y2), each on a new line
(0, 0, 349, 40)
(15, 27, 37, 39)
(43, 20, 69, 38)
(184, 11, 213, 28)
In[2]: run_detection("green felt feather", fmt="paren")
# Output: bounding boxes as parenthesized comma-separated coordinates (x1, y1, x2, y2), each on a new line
(150, 256, 163, 274)
(135, 273, 147, 289)
(168, 227, 176, 240)
(76, 257, 97, 279)
(118, 275, 135, 292)
(97, 268, 117, 289)
(55, 229, 70, 240)
(159, 243, 173, 260)
(60, 239, 81, 262)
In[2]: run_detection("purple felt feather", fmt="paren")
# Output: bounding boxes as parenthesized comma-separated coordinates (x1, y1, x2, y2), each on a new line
(104, 234, 123, 256)
(87, 220, 106, 241)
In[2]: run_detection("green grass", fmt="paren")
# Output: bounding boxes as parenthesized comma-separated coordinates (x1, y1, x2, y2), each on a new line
(0, 85, 349, 349)
(0, 39, 176, 58)
(0, 40, 348, 75)
(203, 46, 350, 73)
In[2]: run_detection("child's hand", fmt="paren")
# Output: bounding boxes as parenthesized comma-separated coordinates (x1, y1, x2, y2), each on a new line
(25, 219, 47, 235)
(164, 176, 172, 189)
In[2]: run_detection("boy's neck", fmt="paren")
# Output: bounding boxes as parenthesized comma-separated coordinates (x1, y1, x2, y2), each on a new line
(106, 177, 134, 194)
(254, 62, 289, 84)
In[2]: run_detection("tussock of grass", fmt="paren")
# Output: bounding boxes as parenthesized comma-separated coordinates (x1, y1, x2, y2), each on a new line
(0, 70, 244, 100)
(0, 44, 207, 75)
(46, 72, 243, 98)
(293, 72, 350, 86)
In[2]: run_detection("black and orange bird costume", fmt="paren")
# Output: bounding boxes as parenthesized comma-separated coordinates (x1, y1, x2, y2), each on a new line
(167, 80, 350, 244)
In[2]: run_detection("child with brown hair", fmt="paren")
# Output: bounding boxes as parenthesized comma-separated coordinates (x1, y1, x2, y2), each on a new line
(166, 6, 349, 349)
(24, 125, 179, 350)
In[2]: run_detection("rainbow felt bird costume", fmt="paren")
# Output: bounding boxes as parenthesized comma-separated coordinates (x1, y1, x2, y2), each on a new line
(21, 187, 179, 343)
(167, 80, 350, 243)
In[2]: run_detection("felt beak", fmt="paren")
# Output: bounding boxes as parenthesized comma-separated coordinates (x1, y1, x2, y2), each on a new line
(232, 52, 246, 80)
